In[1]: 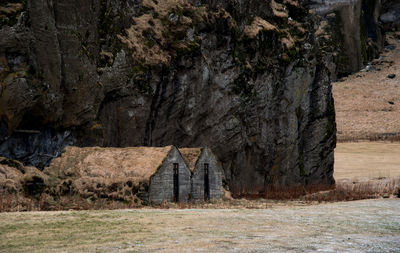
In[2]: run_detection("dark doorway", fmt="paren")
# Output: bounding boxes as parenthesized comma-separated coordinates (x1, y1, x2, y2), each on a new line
(204, 163, 210, 201)
(173, 163, 179, 202)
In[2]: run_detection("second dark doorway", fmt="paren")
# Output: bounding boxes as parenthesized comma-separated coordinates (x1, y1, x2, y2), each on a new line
(204, 163, 210, 201)
(173, 163, 179, 202)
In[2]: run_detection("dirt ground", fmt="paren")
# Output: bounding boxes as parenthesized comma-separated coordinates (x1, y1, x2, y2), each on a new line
(333, 33, 400, 141)
(0, 199, 399, 252)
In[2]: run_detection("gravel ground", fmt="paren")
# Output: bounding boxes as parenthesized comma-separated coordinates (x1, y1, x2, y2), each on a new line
(0, 199, 399, 252)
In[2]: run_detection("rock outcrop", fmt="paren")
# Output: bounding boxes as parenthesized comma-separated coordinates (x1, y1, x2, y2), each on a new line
(311, 0, 385, 78)
(0, 0, 350, 193)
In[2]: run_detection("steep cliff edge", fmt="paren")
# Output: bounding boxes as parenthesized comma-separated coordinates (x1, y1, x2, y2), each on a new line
(311, 0, 385, 78)
(1, 0, 341, 193)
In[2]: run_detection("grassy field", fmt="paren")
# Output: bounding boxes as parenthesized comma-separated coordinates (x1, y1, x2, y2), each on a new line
(1, 141, 400, 252)
(335, 142, 400, 180)
(0, 199, 399, 252)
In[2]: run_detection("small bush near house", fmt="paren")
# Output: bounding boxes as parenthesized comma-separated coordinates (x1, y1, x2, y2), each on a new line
(22, 175, 46, 197)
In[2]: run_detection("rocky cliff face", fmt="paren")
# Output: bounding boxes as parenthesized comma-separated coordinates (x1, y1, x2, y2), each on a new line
(0, 0, 345, 193)
(311, 0, 385, 78)
(381, 0, 400, 29)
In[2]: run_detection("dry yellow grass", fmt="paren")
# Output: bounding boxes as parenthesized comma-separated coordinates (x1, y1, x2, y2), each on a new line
(242, 16, 296, 50)
(45, 146, 172, 186)
(333, 33, 400, 141)
(179, 147, 202, 172)
(243, 17, 277, 38)
(118, 13, 171, 66)
(118, 0, 207, 66)
(0, 164, 23, 194)
(334, 142, 400, 180)
(142, 0, 189, 17)
(0, 161, 48, 195)
(40, 146, 175, 204)
(332, 142, 400, 200)
(0, 3, 23, 15)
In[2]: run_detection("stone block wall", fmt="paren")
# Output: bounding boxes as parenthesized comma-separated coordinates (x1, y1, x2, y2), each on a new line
(191, 148, 224, 202)
(148, 147, 191, 204)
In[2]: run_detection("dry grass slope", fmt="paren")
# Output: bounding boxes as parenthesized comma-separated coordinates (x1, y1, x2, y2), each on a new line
(333, 32, 400, 142)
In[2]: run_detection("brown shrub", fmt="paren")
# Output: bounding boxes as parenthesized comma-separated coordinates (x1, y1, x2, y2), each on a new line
(301, 178, 400, 202)
(231, 177, 400, 203)
(338, 132, 400, 143)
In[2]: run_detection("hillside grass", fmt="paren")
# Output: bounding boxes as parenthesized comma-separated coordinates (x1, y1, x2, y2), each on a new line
(335, 142, 400, 180)
(333, 32, 400, 142)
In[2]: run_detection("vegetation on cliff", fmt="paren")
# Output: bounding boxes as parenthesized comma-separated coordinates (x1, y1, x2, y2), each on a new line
(0, 0, 348, 192)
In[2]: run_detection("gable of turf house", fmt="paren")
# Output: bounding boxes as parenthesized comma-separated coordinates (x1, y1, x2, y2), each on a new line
(148, 146, 191, 204)
(180, 147, 224, 202)
(45, 146, 191, 205)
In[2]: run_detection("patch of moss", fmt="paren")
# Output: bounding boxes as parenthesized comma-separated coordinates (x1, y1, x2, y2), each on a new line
(287, 47, 299, 58)
(70, 30, 96, 63)
(233, 46, 245, 65)
(131, 65, 146, 74)
(175, 41, 201, 55)
(127, 65, 154, 96)
(254, 57, 269, 73)
(230, 71, 256, 104)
